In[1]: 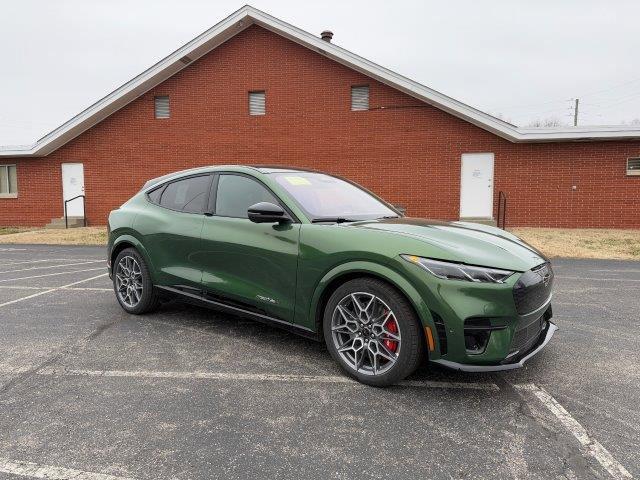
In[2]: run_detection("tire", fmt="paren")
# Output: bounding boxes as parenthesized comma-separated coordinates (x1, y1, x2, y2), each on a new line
(112, 247, 160, 314)
(323, 277, 425, 387)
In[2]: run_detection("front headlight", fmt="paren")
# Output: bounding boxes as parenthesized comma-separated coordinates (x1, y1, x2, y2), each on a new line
(402, 255, 515, 283)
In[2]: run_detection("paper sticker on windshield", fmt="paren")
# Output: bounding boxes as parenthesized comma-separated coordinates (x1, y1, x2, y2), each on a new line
(284, 176, 311, 186)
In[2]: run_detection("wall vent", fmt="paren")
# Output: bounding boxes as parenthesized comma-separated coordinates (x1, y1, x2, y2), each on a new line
(154, 96, 170, 119)
(627, 158, 640, 176)
(351, 85, 369, 111)
(249, 91, 266, 116)
(179, 55, 193, 65)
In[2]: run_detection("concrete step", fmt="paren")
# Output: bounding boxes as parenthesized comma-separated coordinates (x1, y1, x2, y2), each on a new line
(458, 217, 498, 227)
(45, 217, 86, 229)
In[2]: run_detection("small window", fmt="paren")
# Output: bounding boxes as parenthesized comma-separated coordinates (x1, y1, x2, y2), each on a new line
(215, 175, 278, 218)
(0, 165, 17, 197)
(159, 175, 211, 213)
(351, 85, 369, 111)
(154, 95, 170, 119)
(627, 158, 640, 176)
(147, 186, 163, 204)
(249, 91, 266, 116)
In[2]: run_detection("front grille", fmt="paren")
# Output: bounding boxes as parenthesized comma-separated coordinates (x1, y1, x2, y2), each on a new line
(513, 262, 554, 315)
(509, 314, 545, 355)
(431, 310, 448, 355)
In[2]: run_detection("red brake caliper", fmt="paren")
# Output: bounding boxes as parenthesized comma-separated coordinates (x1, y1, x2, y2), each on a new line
(383, 316, 399, 353)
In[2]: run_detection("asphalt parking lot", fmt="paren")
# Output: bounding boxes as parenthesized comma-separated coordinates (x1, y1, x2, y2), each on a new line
(0, 245, 638, 480)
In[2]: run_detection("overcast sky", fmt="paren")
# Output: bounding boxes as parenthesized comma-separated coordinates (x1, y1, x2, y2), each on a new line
(2, 0, 640, 145)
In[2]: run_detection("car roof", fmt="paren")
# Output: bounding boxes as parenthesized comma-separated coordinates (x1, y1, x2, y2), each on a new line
(248, 165, 320, 174)
(140, 164, 326, 191)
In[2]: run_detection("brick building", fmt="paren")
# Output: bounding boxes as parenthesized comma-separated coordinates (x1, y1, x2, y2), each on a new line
(1, 6, 639, 228)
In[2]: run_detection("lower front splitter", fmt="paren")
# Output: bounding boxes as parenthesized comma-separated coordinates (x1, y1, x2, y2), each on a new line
(430, 321, 558, 373)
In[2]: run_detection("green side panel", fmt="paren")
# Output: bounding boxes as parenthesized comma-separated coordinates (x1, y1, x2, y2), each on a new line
(199, 216, 300, 322)
(132, 203, 204, 288)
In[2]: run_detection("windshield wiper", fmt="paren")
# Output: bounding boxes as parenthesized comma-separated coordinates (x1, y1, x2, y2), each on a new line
(311, 217, 358, 224)
(378, 215, 400, 219)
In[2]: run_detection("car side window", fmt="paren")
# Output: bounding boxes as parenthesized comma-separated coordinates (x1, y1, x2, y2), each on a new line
(160, 175, 211, 213)
(215, 174, 279, 218)
(147, 186, 163, 204)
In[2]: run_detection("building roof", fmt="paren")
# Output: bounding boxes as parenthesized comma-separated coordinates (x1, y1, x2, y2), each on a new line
(2, 5, 640, 157)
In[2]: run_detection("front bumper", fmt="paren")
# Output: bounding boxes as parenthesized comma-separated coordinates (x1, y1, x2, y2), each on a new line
(431, 321, 558, 372)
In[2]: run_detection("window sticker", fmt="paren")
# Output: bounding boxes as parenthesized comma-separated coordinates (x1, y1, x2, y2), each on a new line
(284, 176, 312, 186)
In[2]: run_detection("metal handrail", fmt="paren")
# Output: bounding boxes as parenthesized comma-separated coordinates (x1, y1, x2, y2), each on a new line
(497, 191, 507, 230)
(64, 194, 87, 229)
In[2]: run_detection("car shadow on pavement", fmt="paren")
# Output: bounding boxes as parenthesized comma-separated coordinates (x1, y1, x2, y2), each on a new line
(144, 299, 502, 387)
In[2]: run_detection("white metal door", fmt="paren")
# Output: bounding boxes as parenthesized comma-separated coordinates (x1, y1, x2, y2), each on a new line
(460, 153, 494, 218)
(61, 163, 85, 217)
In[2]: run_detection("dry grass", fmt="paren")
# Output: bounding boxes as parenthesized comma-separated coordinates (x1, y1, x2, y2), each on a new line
(0, 227, 36, 236)
(1, 224, 638, 259)
(0, 226, 107, 245)
(511, 228, 640, 260)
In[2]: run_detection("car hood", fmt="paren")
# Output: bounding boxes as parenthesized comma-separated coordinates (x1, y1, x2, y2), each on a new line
(347, 218, 547, 272)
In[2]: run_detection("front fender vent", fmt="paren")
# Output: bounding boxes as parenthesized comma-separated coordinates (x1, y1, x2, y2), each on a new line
(431, 310, 448, 355)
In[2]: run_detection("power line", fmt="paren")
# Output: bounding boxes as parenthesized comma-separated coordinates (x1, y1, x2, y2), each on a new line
(575, 77, 640, 99)
(490, 77, 640, 114)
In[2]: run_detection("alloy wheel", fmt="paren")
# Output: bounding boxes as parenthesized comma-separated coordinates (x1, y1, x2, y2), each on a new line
(115, 255, 143, 308)
(331, 292, 401, 376)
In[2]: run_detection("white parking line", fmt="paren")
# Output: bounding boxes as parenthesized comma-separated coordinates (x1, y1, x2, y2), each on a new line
(0, 258, 103, 266)
(0, 267, 106, 283)
(0, 273, 108, 308)
(590, 269, 640, 274)
(34, 368, 500, 390)
(0, 285, 111, 292)
(515, 384, 632, 480)
(556, 275, 640, 283)
(0, 458, 135, 480)
(0, 260, 104, 274)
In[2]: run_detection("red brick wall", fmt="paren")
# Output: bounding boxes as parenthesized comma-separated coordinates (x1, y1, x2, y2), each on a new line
(1, 25, 639, 228)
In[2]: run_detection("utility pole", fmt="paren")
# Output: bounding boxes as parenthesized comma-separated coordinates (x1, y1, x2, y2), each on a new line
(573, 98, 579, 126)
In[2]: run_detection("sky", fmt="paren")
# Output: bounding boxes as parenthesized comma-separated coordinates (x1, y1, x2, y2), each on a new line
(1, 0, 640, 146)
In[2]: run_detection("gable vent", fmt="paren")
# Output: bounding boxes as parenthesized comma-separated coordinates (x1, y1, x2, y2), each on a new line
(249, 91, 266, 116)
(179, 55, 193, 65)
(351, 85, 369, 111)
(154, 95, 170, 119)
(627, 157, 640, 176)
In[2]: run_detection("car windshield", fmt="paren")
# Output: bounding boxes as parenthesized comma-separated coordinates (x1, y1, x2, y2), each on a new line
(273, 172, 397, 221)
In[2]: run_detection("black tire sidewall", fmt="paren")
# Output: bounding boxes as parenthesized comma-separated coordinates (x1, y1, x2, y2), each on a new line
(112, 247, 157, 314)
(323, 278, 424, 387)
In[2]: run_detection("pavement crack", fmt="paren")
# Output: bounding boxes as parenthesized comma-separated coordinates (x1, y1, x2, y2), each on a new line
(0, 319, 120, 396)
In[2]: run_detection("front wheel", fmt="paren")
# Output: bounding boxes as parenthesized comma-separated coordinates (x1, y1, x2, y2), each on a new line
(113, 247, 160, 314)
(323, 278, 424, 386)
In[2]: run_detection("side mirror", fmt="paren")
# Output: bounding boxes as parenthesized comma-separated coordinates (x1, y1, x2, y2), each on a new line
(247, 202, 290, 224)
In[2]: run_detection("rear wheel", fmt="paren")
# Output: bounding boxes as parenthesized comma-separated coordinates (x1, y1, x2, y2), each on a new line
(323, 277, 424, 386)
(113, 248, 160, 314)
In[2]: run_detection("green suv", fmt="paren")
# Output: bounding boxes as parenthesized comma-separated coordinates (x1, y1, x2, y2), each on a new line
(108, 165, 556, 386)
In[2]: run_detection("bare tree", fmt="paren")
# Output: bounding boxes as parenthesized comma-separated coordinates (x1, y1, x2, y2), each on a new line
(526, 117, 564, 127)
(619, 118, 640, 125)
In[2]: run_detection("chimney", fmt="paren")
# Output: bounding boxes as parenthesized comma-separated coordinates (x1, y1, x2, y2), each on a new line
(320, 30, 333, 42)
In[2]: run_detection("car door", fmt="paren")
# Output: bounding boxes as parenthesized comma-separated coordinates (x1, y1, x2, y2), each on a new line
(134, 173, 213, 288)
(198, 173, 301, 322)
